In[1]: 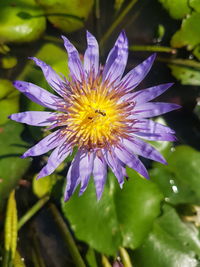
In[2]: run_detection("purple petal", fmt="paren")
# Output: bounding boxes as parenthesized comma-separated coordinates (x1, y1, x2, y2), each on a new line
(13, 81, 64, 111)
(134, 119, 175, 134)
(30, 57, 65, 97)
(62, 35, 84, 81)
(92, 155, 107, 200)
(9, 111, 58, 126)
(126, 83, 173, 104)
(103, 31, 128, 84)
(84, 31, 99, 77)
(104, 150, 124, 187)
(133, 132, 177, 141)
(122, 137, 167, 164)
(120, 54, 156, 92)
(133, 102, 180, 118)
(115, 147, 149, 179)
(22, 130, 63, 158)
(64, 151, 82, 201)
(37, 143, 71, 179)
(79, 152, 94, 196)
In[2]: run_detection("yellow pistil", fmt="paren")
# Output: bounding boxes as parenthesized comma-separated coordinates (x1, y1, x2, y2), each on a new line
(65, 80, 131, 150)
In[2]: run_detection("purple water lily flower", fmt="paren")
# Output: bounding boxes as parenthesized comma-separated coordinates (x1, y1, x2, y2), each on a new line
(10, 31, 179, 201)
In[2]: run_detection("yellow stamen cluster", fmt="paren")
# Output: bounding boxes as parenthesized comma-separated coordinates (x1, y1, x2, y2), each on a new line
(65, 79, 131, 150)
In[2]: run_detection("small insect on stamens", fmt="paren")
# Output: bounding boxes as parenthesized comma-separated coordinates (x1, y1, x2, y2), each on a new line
(95, 109, 106, 116)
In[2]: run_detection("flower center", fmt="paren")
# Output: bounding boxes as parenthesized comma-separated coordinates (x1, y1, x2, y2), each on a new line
(65, 82, 131, 150)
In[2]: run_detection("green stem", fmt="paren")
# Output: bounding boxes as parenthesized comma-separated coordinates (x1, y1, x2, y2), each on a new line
(101, 255, 112, 267)
(119, 247, 132, 267)
(157, 57, 200, 69)
(18, 196, 49, 230)
(31, 231, 46, 267)
(100, 0, 138, 48)
(49, 203, 86, 267)
(130, 45, 177, 54)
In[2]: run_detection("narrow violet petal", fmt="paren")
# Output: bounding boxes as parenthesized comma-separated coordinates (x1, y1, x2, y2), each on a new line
(122, 137, 167, 164)
(92, 155, 107, 200)
(79, 152, 94, 196)
(124, 83, 173, 104)
(133, 119, 175, 135)
(62, 35, 84, 81)
(120, 53, 156, 92)
(133, 132, 177, 141)
(9, 111, 58, 126)
(64, 151, 82, 201)
(133, 102, 181, 118)
(103, 31, 128, 84)
(115, 147, 149, 179)
(13, 81, 64, 111)
(30, 57, 65, 97)
(22, 130, 63, 158)
(104, 150, 124, 187)
(84, 31, 99, 77)
(37, 143, 71, 179)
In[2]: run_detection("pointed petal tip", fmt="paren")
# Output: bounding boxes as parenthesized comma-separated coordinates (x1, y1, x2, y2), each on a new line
(64, 192, 71, 202)
(20, 154, 27, 159)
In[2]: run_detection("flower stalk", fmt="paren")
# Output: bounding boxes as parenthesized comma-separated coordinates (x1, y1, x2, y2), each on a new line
(49, 203, 86, 267)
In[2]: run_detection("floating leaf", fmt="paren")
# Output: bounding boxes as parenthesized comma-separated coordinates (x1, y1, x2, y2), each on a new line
(0, 121, 31, 210)
(190, 0, 200, 12)
(62, 170, 163, 255)
(171, 12, 200, 50)
(133, 205, 200, 267)
(151, 145, 200, 205)
(36, 0, 94, 33)
(193, 45, 200, 60)
(168, 64, 200, 85)
(0, 79, 19, 125)
(158, 0, 190, 19)
(0, 0, 46, 43)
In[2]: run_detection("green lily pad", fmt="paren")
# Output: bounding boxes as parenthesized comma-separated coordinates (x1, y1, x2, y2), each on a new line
(158, 0, 190, 19)
(171, 12, 200, 50)
(190, 0, 200, 12)
(133, 205, 200, 267)
(193, 45, 200, 60)
(0, 0, 46, 43)
(150, 145, 200, 205)
(168, 64, 200, 85)
(0, 121, 31, 211)
(0, 79, 19, 125)
(62, 169, 163, 255)
(36, 0, 94, 33)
